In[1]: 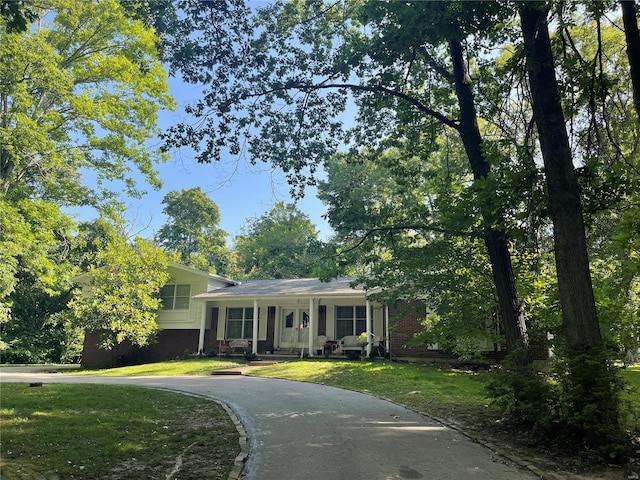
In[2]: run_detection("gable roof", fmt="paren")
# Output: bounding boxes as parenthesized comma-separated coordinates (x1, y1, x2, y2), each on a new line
(71, 262, 237, 285)
(192, 277, 367, 300)
(167, 262, 236, 285)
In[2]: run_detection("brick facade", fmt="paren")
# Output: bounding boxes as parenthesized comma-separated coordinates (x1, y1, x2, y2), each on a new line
(82, 329, 220, 368)
(82, 299, 546, 368)
(387, 301, 455, 361)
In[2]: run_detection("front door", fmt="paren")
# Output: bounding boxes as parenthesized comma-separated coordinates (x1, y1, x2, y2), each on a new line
(279, 309, 309, 350)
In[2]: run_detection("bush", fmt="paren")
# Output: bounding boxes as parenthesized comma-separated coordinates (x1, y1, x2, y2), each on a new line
(554, 346, 627, 460)
(486, 352, 561, 438)
(244, 351, 259, 361)
(486, 346, 628, 461)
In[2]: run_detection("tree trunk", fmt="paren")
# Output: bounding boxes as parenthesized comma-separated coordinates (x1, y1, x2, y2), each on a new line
(519, 5, 602, 349)
(448, 39, 529, 353)
(621, 0, 640, 120)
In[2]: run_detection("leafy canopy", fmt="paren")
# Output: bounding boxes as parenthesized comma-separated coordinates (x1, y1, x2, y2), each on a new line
(155, 187, 231, 274)
(0, 0, 175, 208)
(233, 202, 323, 279)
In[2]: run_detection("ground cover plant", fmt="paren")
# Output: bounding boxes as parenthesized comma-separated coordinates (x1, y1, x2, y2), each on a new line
(0, 383, 239, 479)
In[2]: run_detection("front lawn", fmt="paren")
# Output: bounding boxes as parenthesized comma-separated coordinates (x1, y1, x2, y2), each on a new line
(249, 359, 489, 419)
(0, 383, 239, 479)
(71, 358, 247, 376)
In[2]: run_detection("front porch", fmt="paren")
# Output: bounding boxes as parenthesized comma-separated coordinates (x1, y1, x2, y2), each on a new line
(193, 277, 390, 360)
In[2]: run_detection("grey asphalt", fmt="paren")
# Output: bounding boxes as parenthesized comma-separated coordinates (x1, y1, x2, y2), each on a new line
(0, 368, 539, 480)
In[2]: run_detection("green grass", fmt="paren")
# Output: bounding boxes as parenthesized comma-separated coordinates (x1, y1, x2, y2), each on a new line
(71, 358, 247, 376)
(250, 359, 489, 418)
(621, 364, 640, 432)
(0, 383, 239, 479)
(11, 358, 635, 477)
(73, 358, 640, 429)
(75, 358, 490, 420)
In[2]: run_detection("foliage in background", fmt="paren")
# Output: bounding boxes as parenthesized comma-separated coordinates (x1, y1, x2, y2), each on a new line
(155, 187, 233, 275)
(233, 202, 325, 279)
(0, 0, 174, 207)
(0, 0, 174, 363)
(0, 200, 76, 362)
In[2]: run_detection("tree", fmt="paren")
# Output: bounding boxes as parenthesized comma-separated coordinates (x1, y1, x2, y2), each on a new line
(0, 0, 174, 362)
(0, 199, 77, 362)
(159, 0, 530, 353)
(0, 0, 37, 33)
(69, 236, 169, 365)
(155, 187, 231, 274)
(511, 3, 630, 456)
(621, 0, 640, 119)
(319, 148, 510, 360)
(0, 0, 174, 207)
(234, 202, 323, 279)
(520, 4, 602, 350)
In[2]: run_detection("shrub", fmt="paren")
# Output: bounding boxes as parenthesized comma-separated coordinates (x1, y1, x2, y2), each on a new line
(554, 346, 627, 460)
(486, 346, 628, 461)
(486, 352, 561, 438)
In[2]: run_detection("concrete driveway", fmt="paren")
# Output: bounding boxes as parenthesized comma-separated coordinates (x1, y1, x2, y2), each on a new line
(0, 369, 539, 480)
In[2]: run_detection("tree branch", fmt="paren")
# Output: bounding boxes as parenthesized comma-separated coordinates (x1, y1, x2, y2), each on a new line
(238, 81, 460, 130)
(416, 45, 455, 83)
(336, 223, 477, 257)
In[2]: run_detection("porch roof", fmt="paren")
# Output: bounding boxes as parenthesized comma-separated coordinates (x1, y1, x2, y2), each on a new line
(192, 277, 367, 300)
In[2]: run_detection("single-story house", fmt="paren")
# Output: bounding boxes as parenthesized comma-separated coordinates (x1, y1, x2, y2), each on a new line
(79, 263, 462, 368)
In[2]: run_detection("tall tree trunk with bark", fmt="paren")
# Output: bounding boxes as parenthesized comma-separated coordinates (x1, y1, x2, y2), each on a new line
(621, 0, 640, 120)
(519, 5, 602, 350)
(448, 39, 529, 354)
(519, 4, 625, 458)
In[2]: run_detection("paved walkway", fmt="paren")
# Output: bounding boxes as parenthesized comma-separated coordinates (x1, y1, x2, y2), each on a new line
(0, 368, 539, 480)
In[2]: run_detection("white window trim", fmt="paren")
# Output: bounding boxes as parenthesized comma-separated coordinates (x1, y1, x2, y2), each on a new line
(335, 305, 367, 338)
(226, 306, 259, 340)
(161, 284, 191, 310)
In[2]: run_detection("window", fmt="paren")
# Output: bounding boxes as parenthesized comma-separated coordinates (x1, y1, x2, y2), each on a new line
(160, 284, 191, 310)
(226, 307, 257, 339)
(285, 312, 294, 328)
(336, 305, 366, 338)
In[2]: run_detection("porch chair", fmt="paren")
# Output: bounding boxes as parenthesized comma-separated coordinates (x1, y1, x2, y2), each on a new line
(313, 335, 328, 356)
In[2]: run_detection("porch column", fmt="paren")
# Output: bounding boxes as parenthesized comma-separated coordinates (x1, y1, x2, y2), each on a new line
(252, 299, 259, 354)
(198, 302, 207, 354)
(366, 300, 372, 357)
(308, 297, 315, 357)
(274, 305, 281, 351)
(385, 305, 391, 360)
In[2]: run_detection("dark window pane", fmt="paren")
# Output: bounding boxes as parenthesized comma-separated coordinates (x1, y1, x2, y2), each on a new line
(174, 297, 190, 309)
(337, 319, 353, 338)
(176, 284, 191, 296)
(227, 321, 242, 338)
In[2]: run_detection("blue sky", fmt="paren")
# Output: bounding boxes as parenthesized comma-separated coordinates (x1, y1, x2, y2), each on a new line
(76, 76, 334, 243)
